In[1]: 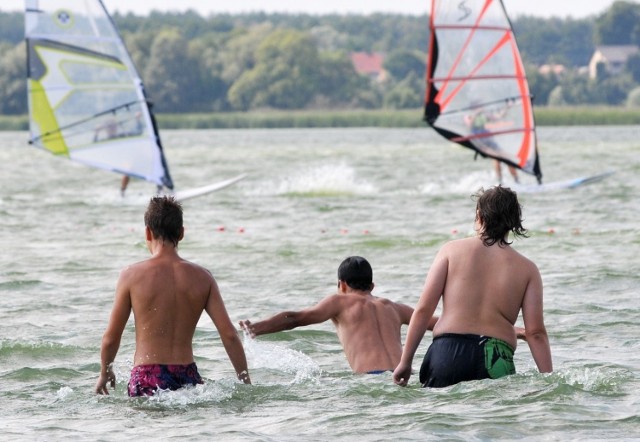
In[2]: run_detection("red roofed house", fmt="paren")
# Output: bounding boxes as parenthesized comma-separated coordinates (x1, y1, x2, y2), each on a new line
(350, 52, 387, 82)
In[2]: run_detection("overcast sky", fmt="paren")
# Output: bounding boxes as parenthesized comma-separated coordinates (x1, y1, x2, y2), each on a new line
(3, 0, 635, 18)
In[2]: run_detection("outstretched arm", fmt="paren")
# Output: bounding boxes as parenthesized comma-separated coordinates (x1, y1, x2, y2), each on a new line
(240, 294, 342, 338)
(206, 278, 251, 384)
(95, 270, 132, 395)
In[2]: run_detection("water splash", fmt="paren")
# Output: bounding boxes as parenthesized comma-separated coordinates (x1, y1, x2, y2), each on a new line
(242, 333, 322, 384)
(556, 364, 633, 395)
(144, 381, 235, 408)
(253, 163, 376, 196)
(56, 386, 74, 400)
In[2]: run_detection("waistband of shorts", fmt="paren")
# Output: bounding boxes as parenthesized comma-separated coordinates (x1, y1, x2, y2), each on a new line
(132, 362, 198, 370)
(433, 333, 514, 350)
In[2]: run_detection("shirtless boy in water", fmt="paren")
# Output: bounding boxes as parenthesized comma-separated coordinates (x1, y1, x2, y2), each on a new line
(95, 196, 250, 396)
(240, 256, 438, 374)
(394, 186, 552, 388)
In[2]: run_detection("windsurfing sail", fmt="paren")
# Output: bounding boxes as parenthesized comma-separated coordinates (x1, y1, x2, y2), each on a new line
(24, 0, 173, 190)
(424, 0, 542, 183)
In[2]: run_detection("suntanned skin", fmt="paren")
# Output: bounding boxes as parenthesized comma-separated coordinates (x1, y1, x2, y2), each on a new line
(240, 281, 438, 374)
(394, 221, 552, 386)
(95, 226, 250, 395)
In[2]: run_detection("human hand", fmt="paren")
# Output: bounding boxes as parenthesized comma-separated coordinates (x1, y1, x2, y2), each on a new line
(239, 320, 256, 338)
(393, 362, 412, 387)
(95, 365, 116, 395)
(515, 326, 527, 341)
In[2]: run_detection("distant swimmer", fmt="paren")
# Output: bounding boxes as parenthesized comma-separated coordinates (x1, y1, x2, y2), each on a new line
(240, 256, 438, 374)
(95, 196, 250, 396)
(394, 186, 552, 388)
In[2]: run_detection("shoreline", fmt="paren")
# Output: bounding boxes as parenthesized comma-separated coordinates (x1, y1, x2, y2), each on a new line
(2, 106, 640, 131)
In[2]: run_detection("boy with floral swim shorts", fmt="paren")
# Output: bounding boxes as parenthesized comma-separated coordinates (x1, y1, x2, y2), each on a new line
(95, 196, 250, 396)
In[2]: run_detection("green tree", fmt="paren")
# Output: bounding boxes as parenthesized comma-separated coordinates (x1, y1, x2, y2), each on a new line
(547, 86, 566, 106)
(384, 50, 426, 82)
(526, 64, 560, 106)
(383, 72, 424, 109)
(0, 12, 24, 45)
(594, 1, 640, 45)
(188, 34, 232, 111)
(122, 30, 156, 74)
(556, 73, 593, 105)
(597, 74, 636, 105)
(219, 24, 274, 85)
(143, 29, 200, 112)
(515, 17, 594, 67)
(625, 52, 640, 83)
(229, 29, 319, 110)
(313, 51, 367, 107)
(626, 86, 640, 107)
(0, 42, 27, 115)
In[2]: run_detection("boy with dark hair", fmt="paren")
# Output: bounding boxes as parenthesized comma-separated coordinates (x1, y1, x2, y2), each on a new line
(240, 256, 437, 374)
(95, 196, 250, 396)
(394, 186, 552, 388)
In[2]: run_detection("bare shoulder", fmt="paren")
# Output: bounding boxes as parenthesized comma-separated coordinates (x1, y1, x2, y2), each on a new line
(180, 258, 213, 274)
(378, 297, 412, 313)
(373, 296, 401, 307)
(178, 259, 217, 287)
(437, 237, 475, 256)
(118, 258, 152, 280)
(510, 247, 540, 272)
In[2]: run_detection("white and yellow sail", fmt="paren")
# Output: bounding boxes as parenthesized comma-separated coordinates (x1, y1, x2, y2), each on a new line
(25, 0, 174, 189)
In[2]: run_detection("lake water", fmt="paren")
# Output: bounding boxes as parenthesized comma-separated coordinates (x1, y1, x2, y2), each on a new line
(0, 126, 638, 440)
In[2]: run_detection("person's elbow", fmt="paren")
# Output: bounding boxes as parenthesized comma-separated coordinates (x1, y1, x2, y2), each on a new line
(101, 332, 120, 352)
(525, 326, 548, 343)
(526, 328, 553, 373)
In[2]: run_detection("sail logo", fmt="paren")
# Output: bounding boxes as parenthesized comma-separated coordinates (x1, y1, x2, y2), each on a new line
(54, 9, 74, 28)
(457, 1, 472, 22)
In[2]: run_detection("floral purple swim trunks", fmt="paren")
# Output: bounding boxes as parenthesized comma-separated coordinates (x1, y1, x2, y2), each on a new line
(128, 362, 204, 397)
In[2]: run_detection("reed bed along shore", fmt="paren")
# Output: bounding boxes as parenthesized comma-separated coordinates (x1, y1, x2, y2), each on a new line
(2, 106, 640, 131)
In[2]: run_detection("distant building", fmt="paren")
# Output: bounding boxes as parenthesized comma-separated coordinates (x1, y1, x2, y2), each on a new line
(588, 45, 639, 79)
(538, 64, 566, 77)
(350, 52, 387, 82)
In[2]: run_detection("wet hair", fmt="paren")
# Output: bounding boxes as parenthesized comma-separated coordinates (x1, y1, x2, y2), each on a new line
(144, 196, 183, 247)
(473, 186, 528, 247)
(337, 256, 373, 291)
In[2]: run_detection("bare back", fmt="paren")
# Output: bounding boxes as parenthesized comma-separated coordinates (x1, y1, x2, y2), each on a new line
(333, 294, 410, 373)
(125, 253, 213, 366)
(432, 237, 538, 349)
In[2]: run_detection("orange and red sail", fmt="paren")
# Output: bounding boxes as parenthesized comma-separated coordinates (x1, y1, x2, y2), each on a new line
(424, 0, 542, 183)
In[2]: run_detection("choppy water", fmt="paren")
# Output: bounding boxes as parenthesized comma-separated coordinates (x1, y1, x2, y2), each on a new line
(1, 126, 638, 441)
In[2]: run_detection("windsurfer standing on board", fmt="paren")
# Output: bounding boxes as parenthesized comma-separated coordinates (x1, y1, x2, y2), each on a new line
(464, 100, 519, 184)
(93, 117, 132, 196)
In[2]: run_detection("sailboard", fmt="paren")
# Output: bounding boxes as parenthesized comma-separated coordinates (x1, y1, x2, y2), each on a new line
(24, 0, 241, 198)
(424, 0, 543, 184)
(512, 170, 615, 193)
(174, 173, 247, 201)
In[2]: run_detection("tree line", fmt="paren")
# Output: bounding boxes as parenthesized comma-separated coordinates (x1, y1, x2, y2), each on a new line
(1, 1, 640, 116)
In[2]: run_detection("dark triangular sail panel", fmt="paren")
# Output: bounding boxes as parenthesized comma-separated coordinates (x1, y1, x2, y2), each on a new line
(425, 0, 542, 183)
